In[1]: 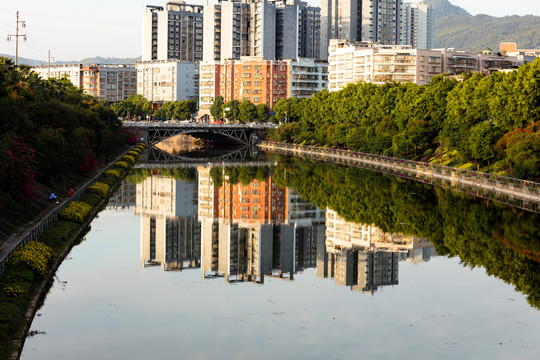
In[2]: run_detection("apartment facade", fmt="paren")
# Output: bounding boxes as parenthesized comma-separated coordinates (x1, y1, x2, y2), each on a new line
(199, 56, 328, 113)
(32, 63, 137, 102)
(401, 1, 434, 50)
(328, 39, 520, 90)
(328, 39, 442, 90)
(143, 2, 204, 62)
(321, 0, 403, 59)
(499, 42, 540, 65)
(136, 59, 199, 103)
(438, 48, 518, 76)
(202, 0, 321, 62)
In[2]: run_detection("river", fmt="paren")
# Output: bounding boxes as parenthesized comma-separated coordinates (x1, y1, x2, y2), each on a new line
(21, 151, 540, 360)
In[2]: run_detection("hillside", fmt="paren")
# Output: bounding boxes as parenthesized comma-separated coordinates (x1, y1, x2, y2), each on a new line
(423, 0, 540, 51)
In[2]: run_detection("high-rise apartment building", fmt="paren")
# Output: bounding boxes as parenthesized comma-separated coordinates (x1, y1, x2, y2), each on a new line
(143, 2, 204, 62)
(136, 59, 199, 103)
(321, 0, 403, 59)
(402, 2, 434, 50)
(199, 56, 328, 113)
(203, 0, 321, 62)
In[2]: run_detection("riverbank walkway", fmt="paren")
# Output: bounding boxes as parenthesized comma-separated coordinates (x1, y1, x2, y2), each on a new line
(258, 141, 540, 212)
(0, 148, 133, 275)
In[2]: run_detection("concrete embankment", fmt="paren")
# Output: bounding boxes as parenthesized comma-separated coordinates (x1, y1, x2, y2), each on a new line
(258, 141, 540, 212)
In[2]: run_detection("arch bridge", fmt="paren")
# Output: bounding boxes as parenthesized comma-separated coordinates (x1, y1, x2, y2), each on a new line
(123, 122, 276, 146)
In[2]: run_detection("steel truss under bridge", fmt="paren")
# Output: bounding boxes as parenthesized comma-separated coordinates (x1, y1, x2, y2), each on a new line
(123, 122, 275, 146)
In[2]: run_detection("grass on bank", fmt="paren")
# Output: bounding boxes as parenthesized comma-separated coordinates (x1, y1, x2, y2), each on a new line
(0, 143, 146, 360)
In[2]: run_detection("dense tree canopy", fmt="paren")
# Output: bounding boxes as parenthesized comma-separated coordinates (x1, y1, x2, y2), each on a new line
(268, 59, 540, 180)
(0, 57, 129, 206)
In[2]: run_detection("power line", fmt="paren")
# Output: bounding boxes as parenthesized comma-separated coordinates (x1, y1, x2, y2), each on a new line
(6, 11, 26, 65)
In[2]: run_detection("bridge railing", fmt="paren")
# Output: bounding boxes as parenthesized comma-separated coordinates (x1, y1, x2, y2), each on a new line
(123, 121, 278, 129)
(259, 141, 540, 196)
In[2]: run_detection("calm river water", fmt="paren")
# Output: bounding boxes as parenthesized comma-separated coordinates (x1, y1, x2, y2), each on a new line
(21, 152, 540, 360)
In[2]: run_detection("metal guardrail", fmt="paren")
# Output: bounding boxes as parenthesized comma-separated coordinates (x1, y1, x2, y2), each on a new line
(259, 141, 540, 197)
(0, 147, 139, 276)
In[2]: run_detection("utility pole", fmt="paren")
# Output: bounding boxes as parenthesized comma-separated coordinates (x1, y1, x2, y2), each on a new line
(7, 11, 26, 66)
(48, 50, 55, 78)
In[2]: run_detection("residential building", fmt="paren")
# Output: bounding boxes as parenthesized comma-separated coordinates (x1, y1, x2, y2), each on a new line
(328, 40, 520, 90)
(32, 63, 137, 102)
(202, 0, 321, 62)
(321, 0, 403, 59)
(328, 39, 442, 90)
(401, 1, 434, 50)
(136, 59, 199, 103)
(31, 63, 82, 87)
(438, 48, 518, 76)
(199, 56, 328, 114)
(142, 2, 204, 62)
(499, 42, 540, 65)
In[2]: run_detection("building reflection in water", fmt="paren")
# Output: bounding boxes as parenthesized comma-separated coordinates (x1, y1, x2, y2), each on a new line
(136, 172, 201, 271)
(130, 165, 435, 293)
(320, 209, 436, 294)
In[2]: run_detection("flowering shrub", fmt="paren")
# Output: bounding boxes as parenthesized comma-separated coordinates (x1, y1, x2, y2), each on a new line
(9, 241, 54, 277)
(59, 201, 92, 223)
(0, 135, 38, 199)
(115, 161, 129, 169)
(3, 284, 24, 298)
(88, 181, 110, 198)
(495, 122, 540, 179)
(121, 155, 135, 164)
(104, 169, 121, 180)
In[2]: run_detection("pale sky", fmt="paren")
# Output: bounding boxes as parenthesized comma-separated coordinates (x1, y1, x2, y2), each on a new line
(0, 0, 538, 62)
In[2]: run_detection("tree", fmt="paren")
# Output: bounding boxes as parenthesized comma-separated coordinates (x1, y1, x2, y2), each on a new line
(210, 96, 224, 121)
(256, 103, 269, 122)
(239, 99, 256, 123)
(223, 99, 240, 122)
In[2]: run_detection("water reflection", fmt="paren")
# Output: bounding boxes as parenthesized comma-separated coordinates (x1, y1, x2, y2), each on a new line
(126, 163, 436, 294)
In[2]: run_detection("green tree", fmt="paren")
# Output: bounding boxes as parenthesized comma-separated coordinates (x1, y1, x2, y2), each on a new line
(210, 96, 224, 121)
(223, 99, 240, 122)
(256, 103, 269, 122)
(239, 99, 257, 123)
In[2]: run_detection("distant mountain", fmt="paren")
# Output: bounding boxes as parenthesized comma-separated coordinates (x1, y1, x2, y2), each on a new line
(421, 0, 470, 19)
(0, 54, 46, 66)
(0, 54, 140, 66)
(423, 0, 540, 51)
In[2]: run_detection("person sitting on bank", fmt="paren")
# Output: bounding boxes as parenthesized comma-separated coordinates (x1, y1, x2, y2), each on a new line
(49, 192, 59, 204)
(68, 188, 74, 197)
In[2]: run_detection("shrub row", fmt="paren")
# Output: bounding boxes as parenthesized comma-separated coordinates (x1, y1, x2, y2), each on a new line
(59, 201, 92, 223)
(88, 182, 110, 198)
(0, 143, 146, 358)
(8, 242, 55, 278)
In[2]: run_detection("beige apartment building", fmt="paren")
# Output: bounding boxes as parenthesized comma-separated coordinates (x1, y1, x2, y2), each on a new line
(32, 63, 137, 102)
(136, 59, 199, 103)
(328, 39, 443, 91)
(328, 39, 520, 91)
